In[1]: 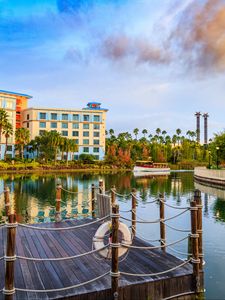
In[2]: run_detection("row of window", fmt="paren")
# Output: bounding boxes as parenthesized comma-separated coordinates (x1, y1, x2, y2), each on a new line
(39, 130, 100, 143)
(38, 112, 101, 122)
(39, 122, 100, 130)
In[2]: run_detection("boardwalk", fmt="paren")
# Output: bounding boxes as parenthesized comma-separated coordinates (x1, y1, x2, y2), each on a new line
(0, 218, 200, 300)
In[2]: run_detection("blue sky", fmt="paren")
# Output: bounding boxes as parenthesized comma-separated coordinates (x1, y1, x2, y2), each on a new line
(1, 0, 225, 141)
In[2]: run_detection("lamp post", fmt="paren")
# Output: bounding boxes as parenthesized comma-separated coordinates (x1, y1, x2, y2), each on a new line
(208, 150, 211, 169)
(216, 146, 220, 169)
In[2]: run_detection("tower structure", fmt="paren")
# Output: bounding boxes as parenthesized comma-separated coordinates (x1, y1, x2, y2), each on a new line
(203, 113, 209, 145)
(195, 112, 201, 143)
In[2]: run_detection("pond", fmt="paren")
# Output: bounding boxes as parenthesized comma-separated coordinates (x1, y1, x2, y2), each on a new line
(0, 171, 224, 299)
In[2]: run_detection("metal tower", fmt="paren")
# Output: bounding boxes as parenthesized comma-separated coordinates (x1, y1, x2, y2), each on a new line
(195, 112, 201, 143)
(203, 113, 209, 145)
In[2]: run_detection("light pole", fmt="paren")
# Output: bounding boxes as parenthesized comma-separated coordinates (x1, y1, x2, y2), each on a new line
(208, 150, 211, 169)
(216, 146, 220, 169)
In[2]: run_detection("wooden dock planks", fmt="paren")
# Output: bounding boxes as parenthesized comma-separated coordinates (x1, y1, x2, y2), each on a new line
(0, 218, 200, 300)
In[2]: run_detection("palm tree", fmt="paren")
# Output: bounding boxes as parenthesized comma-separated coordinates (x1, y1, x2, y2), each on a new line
(156, 128, 161, 136)
(133, 128, 139, 140)
(109, 129, 114, 137)
(0, 109, 9, 143)
(48, 131, 61, 165)
(142, 129, 148, 138)
(176, 128, 182, 146)
(3, 122, 13, 160)
(15, 128, 30, 159)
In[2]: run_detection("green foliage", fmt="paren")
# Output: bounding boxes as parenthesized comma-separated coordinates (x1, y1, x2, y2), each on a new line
(79, 154, 96, 164)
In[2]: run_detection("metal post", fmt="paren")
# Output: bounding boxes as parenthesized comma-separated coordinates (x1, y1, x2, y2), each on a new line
(131, 188, 137, 237)
(190, 200, 200, 293)
(159, 193, 166, 251)
(194, 190, 203, 271)
(4, 214, 17, 299)
(4, 186, 10, 218)
(55, 184, 62, 222)
(91, 184, 96, 218)
(99, 180, 103, 194)
(111, 204, 120, 300)
(111, 185, 116, 205)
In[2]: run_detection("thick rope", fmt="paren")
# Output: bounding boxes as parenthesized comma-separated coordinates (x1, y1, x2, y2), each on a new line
(162, 222, 191, 233)
(131, 227, 160, 243)
(114, 191, 131, 198)
(163, 209, 190, 222)
(120, 209, 131, 213)
(18, 215, 110, 231)
(121, 235, 189, 250)
(61, 187, 87, 195)
(15, 271, 110, 293)
(159, 199, 190, 210)
(0, 223, 5, 228)
(163, 291, 195, 300)
(120, 215, 160, 224)
(132, 194, 158, 204)
(16, 244, 109, 261)
(120, 259, 191, 277)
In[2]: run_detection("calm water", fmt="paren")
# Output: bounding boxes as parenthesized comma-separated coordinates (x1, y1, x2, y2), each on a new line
(0, 171, 225, 299)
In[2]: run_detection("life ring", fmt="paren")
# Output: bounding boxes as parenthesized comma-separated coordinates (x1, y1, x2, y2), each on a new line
(93, 221, 132, 259)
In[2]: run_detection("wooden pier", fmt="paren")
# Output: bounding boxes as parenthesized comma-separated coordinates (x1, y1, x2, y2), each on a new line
(0, 185, 204, 300)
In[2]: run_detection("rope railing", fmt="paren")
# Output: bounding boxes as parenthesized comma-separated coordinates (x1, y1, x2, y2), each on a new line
(131, 226, 160, 243)
(0, 223, 5, 228)
(120, 259, 191, 277)
(121, 235, 189, 250)
(161, 241, 191, 257)
(162, 222, 191, 233)
(158, 199, 190, 210)
(16, 244, 109, 262)
(113, 191, 131, 198)
(15, 271, 110, 293)
(162, 209, 190, 222)
(120, 215, 160, 224)
(17, 215, 110, 231)
(132, 194, 158, 203)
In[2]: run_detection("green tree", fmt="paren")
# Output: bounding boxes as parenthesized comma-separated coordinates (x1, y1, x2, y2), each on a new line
(133, 128, 139, 140)
(3, 122, 13, 160)
(0, 109, 9, 143)
(15, 128, 30, 159)
(142, 129, 148, 138)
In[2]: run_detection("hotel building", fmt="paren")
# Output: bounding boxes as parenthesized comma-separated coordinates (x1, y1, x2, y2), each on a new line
(0, 90, 108, 160)
(0, 90, 32, 159)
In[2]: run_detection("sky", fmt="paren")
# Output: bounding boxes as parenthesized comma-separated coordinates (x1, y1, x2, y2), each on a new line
(1, 0, 225, 141)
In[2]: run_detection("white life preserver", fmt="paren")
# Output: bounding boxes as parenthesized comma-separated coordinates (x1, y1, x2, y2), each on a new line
(93, 221, 132, 259)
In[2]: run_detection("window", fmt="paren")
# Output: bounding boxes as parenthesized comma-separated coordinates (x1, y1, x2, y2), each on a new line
(93, 147, 99, 153)
(73, 114, 79, 121)
(83, 147, 89, 153)
(62, 131, 68, 136)
(72, 123, 79, 129)
(83, 139, 89, 145)
(74, 139, 79, 144)
(74, 155, 79, 160)
(83, 124, 89, 129)
(72, 131, 79, 137)
(83, 114, 89, 122)
(40, 122, 46, 128)
(94, 155, 99, 160)
(94, 140, 100, 145)
(27, 114, 29, 120)
(5, 101, 13, 109)
(93, 115, 100, 122)
(51, 122, 57, 128)
(94, 132, 100, 137)
(7, 145, 12, 151)
(83, 131, 89, 137)
(61, 123, 68, 129)
(39, 130, 45, 135)
(94, 124, 100, 130)
(62, 114, 68, 121)
(27, 122, 29, 128)
(40, 112, 46, 119)
(51, 113, 57, 120)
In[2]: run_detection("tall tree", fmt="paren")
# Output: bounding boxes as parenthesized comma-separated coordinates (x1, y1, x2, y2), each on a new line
(15, 128, 30, 159)
(142, 129, 148, 138)
(133, 128, 139, 140)
(3, 121, 13, 160)
(0, 109, 9, 143)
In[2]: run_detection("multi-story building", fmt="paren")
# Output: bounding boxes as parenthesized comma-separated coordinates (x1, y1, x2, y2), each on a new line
(21, 102, 108, 160)
(0, 90, 32, 159)
(0, 90, 108, 160)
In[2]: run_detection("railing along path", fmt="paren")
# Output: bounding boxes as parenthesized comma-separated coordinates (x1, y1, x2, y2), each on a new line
(0, 181, 204, 299)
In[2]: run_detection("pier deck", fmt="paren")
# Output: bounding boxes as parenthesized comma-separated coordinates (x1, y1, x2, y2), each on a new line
(0, 218, 201, 300)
